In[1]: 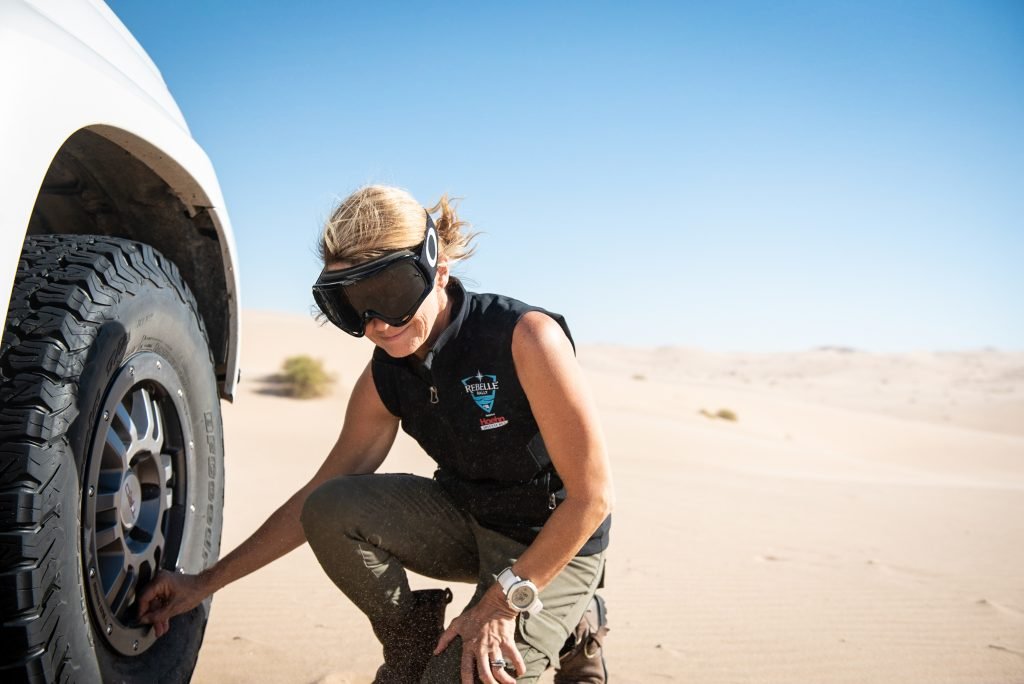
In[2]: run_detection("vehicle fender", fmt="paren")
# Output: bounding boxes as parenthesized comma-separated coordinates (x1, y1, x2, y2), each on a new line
(0, 0, 240, 398)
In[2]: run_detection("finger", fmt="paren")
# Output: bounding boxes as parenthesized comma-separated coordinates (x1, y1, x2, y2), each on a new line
(459, 651, 476, 684)
(137, 595, 151, 620)
(490, 653, 516, 684)
(490, 649, 519, 683)
(137, 579, 170, 620)
(155, 619, 169, 638)
(137, 601, 158, 623)
(137, 590, 161, 620)
(494, 665, 517, 684)
(140, 595, 169, 623)
(144, 604, 165, 625)
(434, 624, 457, 655)
(503, 641, 527, 677)
(474, 646, 499, 684)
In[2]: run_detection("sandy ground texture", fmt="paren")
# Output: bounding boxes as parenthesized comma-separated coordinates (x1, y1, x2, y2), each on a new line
(190, 310, 1024, 684)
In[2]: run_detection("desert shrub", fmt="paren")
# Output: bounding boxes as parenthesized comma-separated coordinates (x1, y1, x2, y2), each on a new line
(699, 407, 739, 422)
(715, 408, 737, 421)
(280, 355, 333, 398)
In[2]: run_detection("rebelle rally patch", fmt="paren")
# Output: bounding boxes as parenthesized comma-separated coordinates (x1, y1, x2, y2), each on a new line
(461, 370, 509, 430)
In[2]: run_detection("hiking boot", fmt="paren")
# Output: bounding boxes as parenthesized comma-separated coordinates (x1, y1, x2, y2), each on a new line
(373, 587, 453, 684)
(554, 594, 609, 683)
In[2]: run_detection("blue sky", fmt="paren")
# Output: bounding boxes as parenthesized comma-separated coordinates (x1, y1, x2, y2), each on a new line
(108, 1, 1023, 351)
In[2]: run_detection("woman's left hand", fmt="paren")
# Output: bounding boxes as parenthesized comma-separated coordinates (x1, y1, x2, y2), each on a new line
(434, 587, 525, 684)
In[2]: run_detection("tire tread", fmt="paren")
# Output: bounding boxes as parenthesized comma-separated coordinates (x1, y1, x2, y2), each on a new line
(0, 235, 211, 683)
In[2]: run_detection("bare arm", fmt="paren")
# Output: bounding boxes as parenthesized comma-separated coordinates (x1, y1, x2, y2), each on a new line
(437, 311, 614, 683)
(502, 311, 614, 587)
(201, 361, 399, 593)
(139, 361, 399, 633)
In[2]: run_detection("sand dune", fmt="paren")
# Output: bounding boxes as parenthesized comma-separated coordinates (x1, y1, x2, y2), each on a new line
(191, 310, 1024, 683)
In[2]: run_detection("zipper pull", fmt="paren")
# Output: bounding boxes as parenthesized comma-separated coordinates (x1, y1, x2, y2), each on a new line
(548, 493, 557, 510)
(429, 386, 439, 404)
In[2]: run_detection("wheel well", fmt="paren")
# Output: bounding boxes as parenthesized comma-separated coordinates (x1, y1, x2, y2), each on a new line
(26, 128, 233, 395)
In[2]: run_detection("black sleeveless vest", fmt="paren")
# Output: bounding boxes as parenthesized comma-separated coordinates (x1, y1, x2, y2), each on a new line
(371, 280, 610, 555)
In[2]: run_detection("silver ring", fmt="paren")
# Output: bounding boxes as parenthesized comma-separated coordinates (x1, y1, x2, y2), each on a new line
(490, 658, 507, 669)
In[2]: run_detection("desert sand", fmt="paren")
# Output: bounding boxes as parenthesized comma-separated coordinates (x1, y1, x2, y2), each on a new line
(191, 310, 1024, 683)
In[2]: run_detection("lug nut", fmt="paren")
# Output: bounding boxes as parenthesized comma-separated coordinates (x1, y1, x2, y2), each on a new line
(103, 411, 109, 421)
(177, 389, 183, 398)
(89, 567, 95, 578)
(156, 361, 162, 370)
(106, 624, 113, 635)
(132, 640, 139, 651)
(129, 366, 135, 376)
(88, 485, 95, 497)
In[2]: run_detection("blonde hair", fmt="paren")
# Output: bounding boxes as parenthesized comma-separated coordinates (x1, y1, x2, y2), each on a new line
(319, 185, 477, 266)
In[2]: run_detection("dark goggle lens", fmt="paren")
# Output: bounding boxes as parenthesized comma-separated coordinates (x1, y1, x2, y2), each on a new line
(314, 260, 430, 335)
(313, 287, 364, 334)
(344, 261, 429, 319)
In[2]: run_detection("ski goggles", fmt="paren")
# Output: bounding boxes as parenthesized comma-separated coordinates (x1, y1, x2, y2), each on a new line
(312, 213, 440, 337)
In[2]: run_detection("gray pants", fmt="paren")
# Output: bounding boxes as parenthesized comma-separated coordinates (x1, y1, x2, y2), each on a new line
(300, 473, 605, 683)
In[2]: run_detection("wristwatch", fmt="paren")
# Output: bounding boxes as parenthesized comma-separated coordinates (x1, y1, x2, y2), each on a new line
(496, 567, 543, 615)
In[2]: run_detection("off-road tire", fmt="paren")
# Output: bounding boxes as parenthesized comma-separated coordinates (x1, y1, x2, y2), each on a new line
(0, 235, 225, 683)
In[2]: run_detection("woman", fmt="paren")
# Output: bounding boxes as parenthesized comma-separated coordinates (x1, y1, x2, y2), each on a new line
(138, 185, 613, 684)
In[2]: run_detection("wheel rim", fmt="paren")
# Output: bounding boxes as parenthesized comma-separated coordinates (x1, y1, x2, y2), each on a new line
(82, 351, 192, 656)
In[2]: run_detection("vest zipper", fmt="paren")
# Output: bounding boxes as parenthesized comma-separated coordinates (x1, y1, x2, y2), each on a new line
(429, 386, 439, 404)
(548, 493, 557, 510)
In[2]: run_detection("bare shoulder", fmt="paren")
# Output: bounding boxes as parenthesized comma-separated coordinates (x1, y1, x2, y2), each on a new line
(512, 310, 572, 358)
(512, 311, 576, 386)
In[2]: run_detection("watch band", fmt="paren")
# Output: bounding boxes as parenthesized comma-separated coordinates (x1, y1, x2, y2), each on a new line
(496, 567, 543, 615)
(497, 567, 519, 594)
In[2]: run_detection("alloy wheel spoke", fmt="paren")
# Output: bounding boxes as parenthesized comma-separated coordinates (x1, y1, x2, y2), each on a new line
(95, 492, 118, 514)
(113, 402, 135, 445)
(94, 523, 121, 550)
(105, 564, 135, 617)
(160, 452, 174, 508)
(130, 387, 164, 456)
(159, 452, 173, 486)
(104, 425, 130, 468)
(136, 533, 163, 580)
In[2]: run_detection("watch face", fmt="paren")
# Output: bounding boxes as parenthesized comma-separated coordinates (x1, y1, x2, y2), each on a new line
(509, 584, 536, 610)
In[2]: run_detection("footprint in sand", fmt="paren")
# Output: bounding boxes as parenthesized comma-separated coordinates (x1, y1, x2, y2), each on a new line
(754, 549, 839, 567)
(987, 644, 1024, 658)
(864, 558, 940, 580)
(976, 598, 1024, 620)
(756, 554, 785, 562)
(654, 643, 688, 660)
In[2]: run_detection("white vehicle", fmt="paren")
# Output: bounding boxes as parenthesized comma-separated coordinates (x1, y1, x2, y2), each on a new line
(0, 1, 239, 681)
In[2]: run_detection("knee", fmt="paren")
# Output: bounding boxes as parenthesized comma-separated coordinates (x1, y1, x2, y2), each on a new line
(300, 476, 366, 541)
(301, 478, 343, 539)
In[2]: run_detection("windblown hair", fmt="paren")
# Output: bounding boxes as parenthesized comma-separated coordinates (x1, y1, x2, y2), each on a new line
(318, 185, 477, 267)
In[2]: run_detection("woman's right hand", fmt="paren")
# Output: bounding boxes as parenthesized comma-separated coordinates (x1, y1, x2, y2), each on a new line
(136, 570, 210, 638)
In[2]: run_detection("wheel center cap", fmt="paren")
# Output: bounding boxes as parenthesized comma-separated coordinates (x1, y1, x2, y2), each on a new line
(119, 471, 142, 529)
